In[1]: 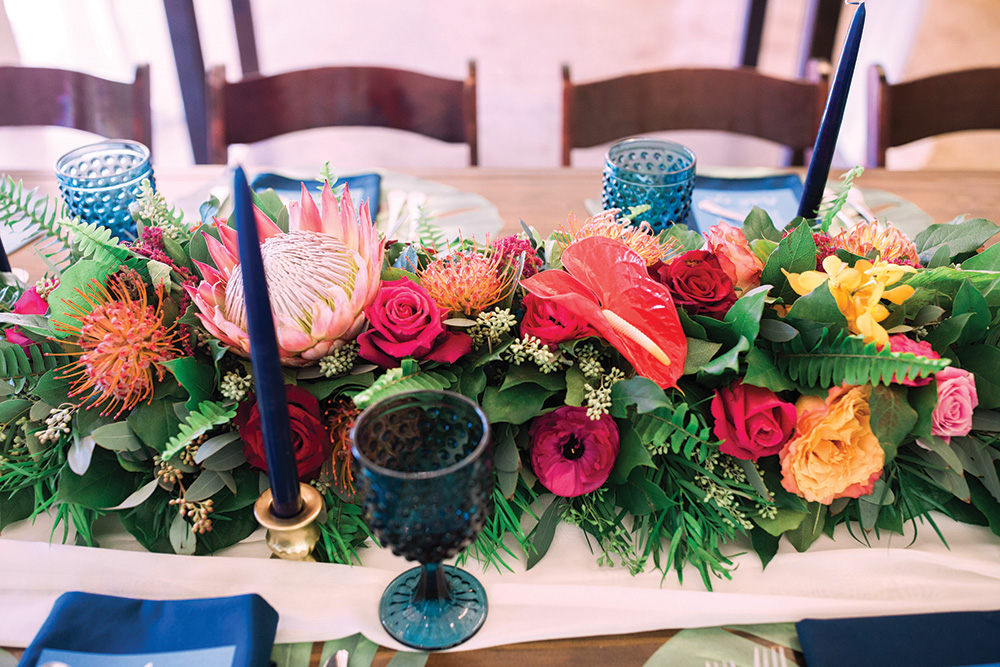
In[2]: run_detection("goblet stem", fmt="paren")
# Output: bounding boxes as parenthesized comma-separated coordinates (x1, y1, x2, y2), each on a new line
(417, 562, 450, 602)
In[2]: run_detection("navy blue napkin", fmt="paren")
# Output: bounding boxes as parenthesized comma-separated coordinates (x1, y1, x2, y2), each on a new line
(797, 609, 1000, 667)
(250, 172, 382, 220)
(18, 592, 278, 667)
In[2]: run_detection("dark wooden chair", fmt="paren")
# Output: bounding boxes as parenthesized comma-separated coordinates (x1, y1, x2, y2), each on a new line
(866, 64, 1000, 167)
(206, 62, 478, 165)
(561, 61, 829, 166)
(0, 64, 152, 153)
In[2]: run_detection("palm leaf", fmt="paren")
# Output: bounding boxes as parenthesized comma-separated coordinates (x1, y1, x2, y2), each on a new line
(772, 329, 950, 387)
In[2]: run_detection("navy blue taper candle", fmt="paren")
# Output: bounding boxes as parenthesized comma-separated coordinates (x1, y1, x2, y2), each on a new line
(797, 1, 866, 219)
(233, 166, 301, 519)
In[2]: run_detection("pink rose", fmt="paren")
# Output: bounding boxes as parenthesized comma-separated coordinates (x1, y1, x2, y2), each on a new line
(529, 406, 619, 497)
(4, 287, 48, 350)
(705, 222, 763, 292)
(711, 381, 797, 460)
(358, 278, 472, 368)
(931, 366, 978, 439)
(520, 293, 599, 345)
(887, 334, 939, 386)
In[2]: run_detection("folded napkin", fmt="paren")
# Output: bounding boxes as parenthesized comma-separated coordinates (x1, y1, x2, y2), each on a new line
(18, 592, 278, 667)
(797, 609, 1000, 667)
(250, 172, 382, 219)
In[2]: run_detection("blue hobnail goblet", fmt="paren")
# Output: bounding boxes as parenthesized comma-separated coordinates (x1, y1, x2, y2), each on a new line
(350, 390, 493, 650)
(602, 137, 696, 232)
(55, 139, 154, 241)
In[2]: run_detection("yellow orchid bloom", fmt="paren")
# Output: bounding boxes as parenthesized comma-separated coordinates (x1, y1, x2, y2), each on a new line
(783, 256, 916, 348)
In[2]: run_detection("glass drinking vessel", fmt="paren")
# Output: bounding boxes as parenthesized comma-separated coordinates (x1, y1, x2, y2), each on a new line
(350, 390, 493, 650)
(55, 139, 154, 240)
(601, 138, 697, 232)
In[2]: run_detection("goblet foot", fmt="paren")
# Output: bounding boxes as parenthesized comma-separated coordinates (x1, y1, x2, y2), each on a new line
(379, 564, 488, 650)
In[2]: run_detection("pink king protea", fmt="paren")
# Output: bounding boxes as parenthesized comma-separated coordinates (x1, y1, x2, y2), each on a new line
(188, 182, 384, 366)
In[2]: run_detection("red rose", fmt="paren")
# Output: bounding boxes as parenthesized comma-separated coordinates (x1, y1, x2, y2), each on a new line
(357, 278, 472, 367)
(520, 293, 599, 345)
(650, 250, 737, 318)
(529, 406, 619, 497)
(711, 380, 796, 461)
(236, 385, 330, 480)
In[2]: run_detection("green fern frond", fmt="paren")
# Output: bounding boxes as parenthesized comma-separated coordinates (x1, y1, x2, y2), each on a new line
(162, 401, 238, 459)
(818, 166, 864, 233)
(772, 329, 950, 387)
(415, 218, 449, 253)
(352, 367, 457, 410)
(59, 217, 133, 265)
(0, 177, 61, 262)
(632, 402, 717, 461)
(0, 339, 63, 394)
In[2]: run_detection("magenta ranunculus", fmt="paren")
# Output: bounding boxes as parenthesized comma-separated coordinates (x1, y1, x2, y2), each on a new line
(520, 292, 599, 345)
(711, 380, 797, 460)
(887, 334, 939, 386)
(529, 406, 619, 497)
(931, 366, 978, 440)
(357, 278, 472, 368)
(649, 250, 737, 319)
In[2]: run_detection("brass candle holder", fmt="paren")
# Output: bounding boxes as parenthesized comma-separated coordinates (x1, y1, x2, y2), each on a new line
(254, 483, 324, 561)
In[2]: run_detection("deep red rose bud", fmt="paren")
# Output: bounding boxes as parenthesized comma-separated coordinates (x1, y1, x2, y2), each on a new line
(236, 385, 331, 481)
(650, 250, 737, 319)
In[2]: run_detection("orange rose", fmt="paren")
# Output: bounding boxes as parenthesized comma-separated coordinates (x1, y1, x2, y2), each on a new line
(779, 384, 884, 505)
(705, 222, 763, 293)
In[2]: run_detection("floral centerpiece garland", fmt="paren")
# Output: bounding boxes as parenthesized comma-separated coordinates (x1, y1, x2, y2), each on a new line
(2, 168, 1000, 589)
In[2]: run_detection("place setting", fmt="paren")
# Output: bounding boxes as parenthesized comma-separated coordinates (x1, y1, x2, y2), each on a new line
(2, 2, 1000, 666)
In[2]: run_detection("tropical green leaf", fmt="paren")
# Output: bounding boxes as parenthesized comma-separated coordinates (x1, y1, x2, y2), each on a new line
(0, 339, 62, 394)
(913, 218, 1000, 257)
(526, 495, 565, 570)
(760, 221, 817, 301)
(742, 206, 782, 242)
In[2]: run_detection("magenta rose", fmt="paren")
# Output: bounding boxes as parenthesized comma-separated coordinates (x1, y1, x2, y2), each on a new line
(931, 366, 978, 440)
(529, 406, 619, 497)
(358, 278, 472, 367)
(4, 287, 49, 349)
(887, 334, 939, 386)
(236, 385, 330, 480)
(649, 250, 737, 319)
(711, 380, 797, 460)
(520, 293, 599, 345)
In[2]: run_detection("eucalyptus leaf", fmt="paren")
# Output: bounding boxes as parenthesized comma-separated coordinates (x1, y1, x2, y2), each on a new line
(106, 479, 160, 510)
(194, 430, 242, 462)
(758, 318, 799, 343)
(199, 439, 247, 471)
(67, 434, 97, 475)
(91, 422, 144, 452)
(185, 470, 227, 502)
(169, 512, 197, 555)
(526, 495, 564, 570)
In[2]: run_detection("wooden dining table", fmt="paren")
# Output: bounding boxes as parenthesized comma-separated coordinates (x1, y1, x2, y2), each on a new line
(3, 166, 1000, 667)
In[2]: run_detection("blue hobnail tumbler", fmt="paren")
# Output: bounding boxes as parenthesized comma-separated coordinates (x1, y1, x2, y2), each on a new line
(351, 390, 493, 650)
(601, 138, 697, 232)
(55, 140, 154, 241)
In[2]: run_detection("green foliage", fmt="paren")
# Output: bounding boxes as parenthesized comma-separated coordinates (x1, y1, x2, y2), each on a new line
(772, 329, 950, 387)
(161, 401, 238, 459)
(0, 339, 63, 394)
(817, 166, 864, 233)
(352, 365, 457, 410)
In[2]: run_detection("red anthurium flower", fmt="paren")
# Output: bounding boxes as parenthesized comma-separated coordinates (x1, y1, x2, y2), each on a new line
(520, 236, 686, 389)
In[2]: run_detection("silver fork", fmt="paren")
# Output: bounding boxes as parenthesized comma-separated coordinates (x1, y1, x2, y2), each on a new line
(754, 645, 789, 667)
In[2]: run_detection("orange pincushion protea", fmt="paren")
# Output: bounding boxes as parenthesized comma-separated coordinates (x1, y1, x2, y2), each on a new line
(560, 210, 678, 266)
(832, 220, 921, 267)
(54, 271, 181, 417)
(419, 248, 515, 316)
